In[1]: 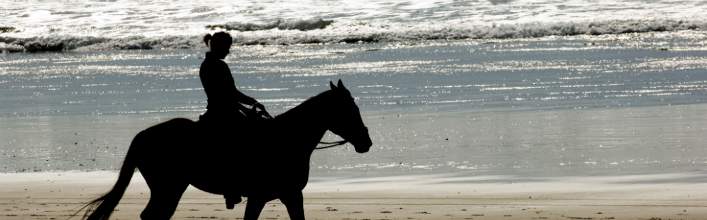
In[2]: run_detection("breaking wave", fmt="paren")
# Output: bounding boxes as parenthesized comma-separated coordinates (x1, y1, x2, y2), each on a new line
(206, 18, 334, 31)
(0, 36, 202, 52)
(0, 26, 17, 33)
(2, 19, 707, 52)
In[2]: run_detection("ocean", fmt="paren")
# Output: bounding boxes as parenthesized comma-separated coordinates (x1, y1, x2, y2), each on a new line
(2, 0, 707, 180)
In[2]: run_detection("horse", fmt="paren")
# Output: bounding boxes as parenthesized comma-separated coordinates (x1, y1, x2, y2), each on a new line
(79, 80, 372, 220)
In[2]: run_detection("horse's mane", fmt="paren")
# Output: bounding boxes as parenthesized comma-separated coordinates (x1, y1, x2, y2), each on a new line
(274, 89, 334, 121)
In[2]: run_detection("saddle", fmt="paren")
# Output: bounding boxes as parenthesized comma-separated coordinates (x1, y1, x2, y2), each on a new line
(198, 104, 271, 133)
(193, 104, 271, 178)
(195, 105, 272, 209)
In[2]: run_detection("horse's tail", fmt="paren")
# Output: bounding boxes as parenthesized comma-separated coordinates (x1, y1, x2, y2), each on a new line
(79, 132, 142, 220)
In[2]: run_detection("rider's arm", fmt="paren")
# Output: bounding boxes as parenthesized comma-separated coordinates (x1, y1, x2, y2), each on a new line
(233, 88, 257, 106)
(221, 63, 258, 106)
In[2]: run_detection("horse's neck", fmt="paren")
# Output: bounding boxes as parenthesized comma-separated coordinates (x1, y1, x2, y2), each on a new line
(273, 93, 330, 149)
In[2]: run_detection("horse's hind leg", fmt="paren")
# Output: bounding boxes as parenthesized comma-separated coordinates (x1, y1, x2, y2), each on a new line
(140, 178, 188, 220)
(280, 191, 305, 220)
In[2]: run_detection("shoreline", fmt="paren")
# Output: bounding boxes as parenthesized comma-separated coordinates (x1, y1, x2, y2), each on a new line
(2, 171, 707, 219)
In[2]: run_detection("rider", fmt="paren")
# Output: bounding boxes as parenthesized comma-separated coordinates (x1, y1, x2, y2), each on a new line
(200, 31, 265, 122)
(199, 31, 266, 209)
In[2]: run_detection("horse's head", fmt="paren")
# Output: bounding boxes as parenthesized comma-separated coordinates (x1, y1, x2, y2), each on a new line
(326, 80, 372, 153)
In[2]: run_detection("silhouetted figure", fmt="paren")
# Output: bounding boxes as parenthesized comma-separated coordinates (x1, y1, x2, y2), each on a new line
(198, 31, 268, 209)
(78, 80, 372, 220)
(199, 32, 266, 120)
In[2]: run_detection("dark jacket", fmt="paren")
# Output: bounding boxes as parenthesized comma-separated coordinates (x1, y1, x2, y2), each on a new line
(199, 52, 256, 115)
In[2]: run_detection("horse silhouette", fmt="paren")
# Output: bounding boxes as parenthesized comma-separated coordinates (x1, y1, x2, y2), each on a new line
(79, 80, 372, 220)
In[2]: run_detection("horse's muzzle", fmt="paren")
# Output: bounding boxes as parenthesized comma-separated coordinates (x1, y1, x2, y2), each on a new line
(352, 127, 372, 153)
(354, 139, 372, 153)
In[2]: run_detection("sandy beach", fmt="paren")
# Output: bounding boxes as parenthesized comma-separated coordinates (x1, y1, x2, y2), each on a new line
(2, 172, 707, 220)
(4, 1, 707, 219)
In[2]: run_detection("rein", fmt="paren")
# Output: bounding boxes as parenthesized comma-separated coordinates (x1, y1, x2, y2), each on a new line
(315, 140, 348, 150)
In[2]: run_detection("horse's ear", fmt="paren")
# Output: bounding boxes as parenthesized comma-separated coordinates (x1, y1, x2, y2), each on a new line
(330, 81, 337, 90)
(337, 79, 345, 89)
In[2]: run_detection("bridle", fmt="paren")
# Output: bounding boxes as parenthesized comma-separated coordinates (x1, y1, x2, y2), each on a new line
(315, 140, 348, 150)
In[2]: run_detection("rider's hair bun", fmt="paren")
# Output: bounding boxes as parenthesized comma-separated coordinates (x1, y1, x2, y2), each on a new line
(203, 34, 212, 47)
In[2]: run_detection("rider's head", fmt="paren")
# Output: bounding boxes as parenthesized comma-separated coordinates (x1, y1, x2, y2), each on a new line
(203, 32, 233, 59)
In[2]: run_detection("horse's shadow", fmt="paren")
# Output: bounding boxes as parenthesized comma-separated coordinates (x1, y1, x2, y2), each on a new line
(79, 80, 372, 220)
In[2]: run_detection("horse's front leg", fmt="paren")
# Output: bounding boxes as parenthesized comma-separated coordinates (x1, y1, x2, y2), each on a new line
(244, 196, 269, 220)
(280, 191, 305, 220)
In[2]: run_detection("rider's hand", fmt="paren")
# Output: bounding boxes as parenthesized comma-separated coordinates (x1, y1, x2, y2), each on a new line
(253, 102, 265, 111)
(253, 102, 273, 119)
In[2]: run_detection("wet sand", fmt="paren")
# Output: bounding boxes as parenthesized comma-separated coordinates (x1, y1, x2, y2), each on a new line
(2, 172, 707, 219)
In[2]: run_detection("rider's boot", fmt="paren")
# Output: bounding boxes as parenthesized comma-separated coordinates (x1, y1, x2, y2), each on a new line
(224, 193, 242, 209)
